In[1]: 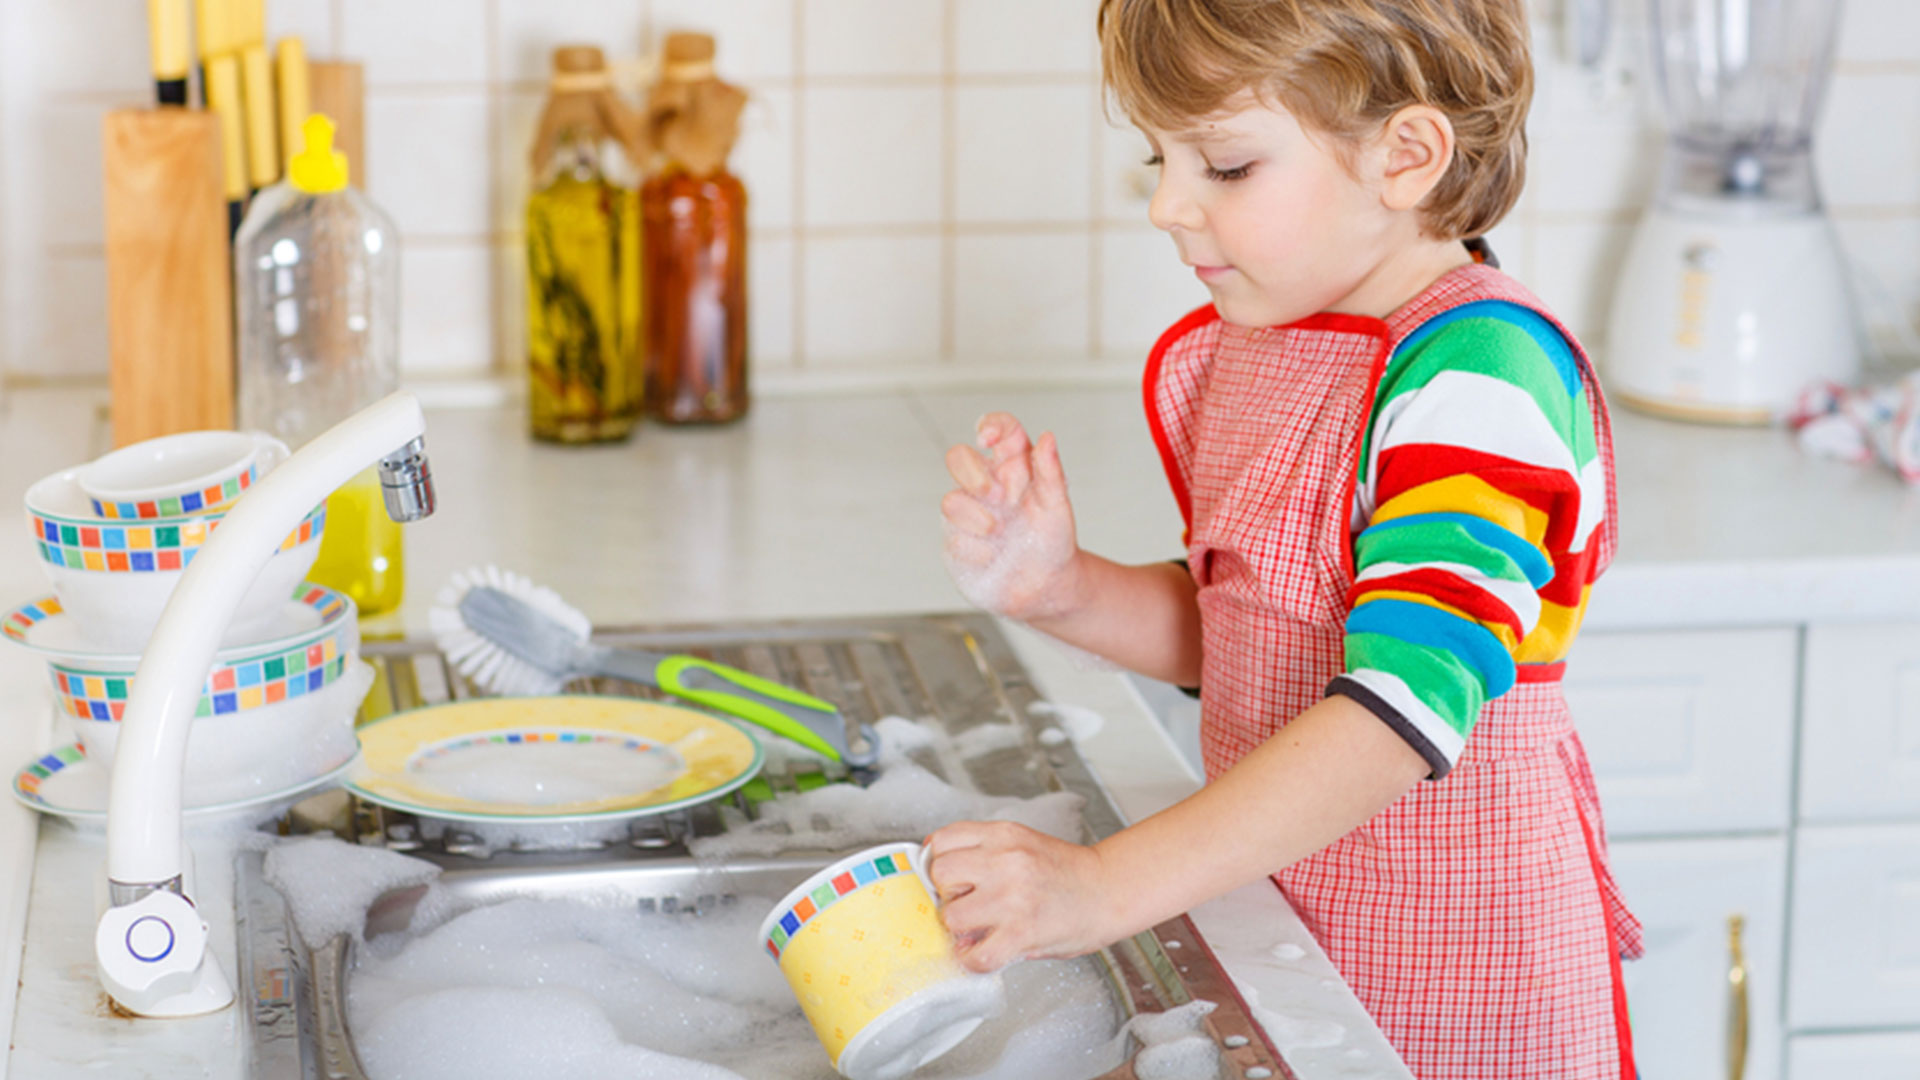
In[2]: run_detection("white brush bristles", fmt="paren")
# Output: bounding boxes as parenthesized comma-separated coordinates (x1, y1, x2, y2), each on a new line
(429, 565, 593, 697)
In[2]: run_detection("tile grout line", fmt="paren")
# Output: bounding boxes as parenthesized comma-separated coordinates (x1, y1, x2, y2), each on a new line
(791, 0, 807, 370)
(484, 0, 504, 376)
(939, 0, 958, 366)
(1088, 41, 1105, 366)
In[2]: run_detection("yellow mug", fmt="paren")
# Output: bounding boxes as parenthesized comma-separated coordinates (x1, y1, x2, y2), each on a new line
(759, 841, 1005, 1080)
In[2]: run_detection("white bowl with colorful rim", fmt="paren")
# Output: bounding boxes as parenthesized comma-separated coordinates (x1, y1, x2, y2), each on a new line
(77, 429, 285, 519)
(24, 463, 325, 652)
(346, 696, 765, 825)
(3, 583, 368, 807)
(12, 742, 359, 826)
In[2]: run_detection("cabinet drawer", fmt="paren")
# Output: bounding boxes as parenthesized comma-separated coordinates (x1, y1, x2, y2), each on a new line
(1800, 623, 1920, 822)
(1611, 837, 1787, 1080)
(1789, 1033, 1920, 1080)
(1788, 824, 1920, 1029)
(1564, 629, 1796, 836)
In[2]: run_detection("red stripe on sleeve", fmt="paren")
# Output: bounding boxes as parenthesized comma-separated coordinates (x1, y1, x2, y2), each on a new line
(1376, 444, 1582, 551)
(1347, 566, 1527, 641)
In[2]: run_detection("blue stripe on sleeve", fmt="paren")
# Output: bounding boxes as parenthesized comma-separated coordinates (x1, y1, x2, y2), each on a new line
(1394, 300, 1582, 398)
(1346, 598, 1518, 699)
(1356, 511, 1555, 588)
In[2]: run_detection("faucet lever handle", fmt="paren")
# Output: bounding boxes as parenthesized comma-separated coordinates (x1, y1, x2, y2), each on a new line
(96, 890, 232, 1016)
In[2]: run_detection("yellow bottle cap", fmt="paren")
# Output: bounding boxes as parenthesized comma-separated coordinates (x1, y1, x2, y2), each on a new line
(289, 113, 349, 194)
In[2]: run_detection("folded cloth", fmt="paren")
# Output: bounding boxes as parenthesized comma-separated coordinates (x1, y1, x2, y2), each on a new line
(1788, 376, 1920, 485)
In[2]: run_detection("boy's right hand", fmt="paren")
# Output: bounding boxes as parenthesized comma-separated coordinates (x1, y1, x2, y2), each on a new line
(941, 412, 1083, 623)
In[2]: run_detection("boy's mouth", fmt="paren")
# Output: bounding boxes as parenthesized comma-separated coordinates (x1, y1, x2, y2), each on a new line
(1192, 264, 1234, 284)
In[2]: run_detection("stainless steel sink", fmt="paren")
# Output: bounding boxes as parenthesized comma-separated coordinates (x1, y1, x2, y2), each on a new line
(232, 613, 1292, 1079)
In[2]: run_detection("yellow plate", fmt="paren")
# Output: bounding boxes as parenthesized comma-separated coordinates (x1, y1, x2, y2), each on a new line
(346, 696, 763, 824)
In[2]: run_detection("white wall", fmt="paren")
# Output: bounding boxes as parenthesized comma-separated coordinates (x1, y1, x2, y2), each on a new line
(2, 0, 1916, 384)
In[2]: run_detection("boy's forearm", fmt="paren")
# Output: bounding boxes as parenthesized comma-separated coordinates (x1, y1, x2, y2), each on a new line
(1087, 694, 1431, 942)
(1026, 553, 1202, 685)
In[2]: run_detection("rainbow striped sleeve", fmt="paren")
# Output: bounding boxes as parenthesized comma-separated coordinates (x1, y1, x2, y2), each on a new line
(1328, 301, 1603, 778)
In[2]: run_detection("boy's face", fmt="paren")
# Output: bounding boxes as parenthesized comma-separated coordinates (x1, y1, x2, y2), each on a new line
(1142, 93, 1395, 328)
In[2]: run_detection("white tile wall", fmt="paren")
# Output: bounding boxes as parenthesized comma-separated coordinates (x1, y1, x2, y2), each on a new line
(953, 84, 1094, 224)
(1, 0, 1917, 383)
(800, 234, 942, 364)
(953, 232, 1092, 359)
(801, 86, 944, 227)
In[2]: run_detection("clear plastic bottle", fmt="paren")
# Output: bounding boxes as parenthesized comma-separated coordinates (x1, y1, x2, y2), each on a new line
(235, 112, 405, 617)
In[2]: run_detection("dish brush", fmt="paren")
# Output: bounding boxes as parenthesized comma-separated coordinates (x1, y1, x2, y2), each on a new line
(430, 566, 878, 767)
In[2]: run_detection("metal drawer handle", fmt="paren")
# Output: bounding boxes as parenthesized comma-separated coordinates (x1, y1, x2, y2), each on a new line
(1727, 914, 1749, 1080)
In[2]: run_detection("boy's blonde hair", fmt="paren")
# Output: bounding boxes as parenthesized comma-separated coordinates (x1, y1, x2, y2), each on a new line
(1099, 0, 1533, 240)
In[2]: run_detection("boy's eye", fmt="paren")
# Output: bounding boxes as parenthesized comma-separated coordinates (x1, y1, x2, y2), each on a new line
(1142, 154, 1163, 167)
(1205, 162, 1254, 182)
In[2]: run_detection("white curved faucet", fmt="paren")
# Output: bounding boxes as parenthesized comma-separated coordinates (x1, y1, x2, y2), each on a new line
(95, 391, 435, 1017)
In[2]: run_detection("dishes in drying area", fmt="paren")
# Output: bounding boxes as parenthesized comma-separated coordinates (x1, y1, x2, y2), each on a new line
(24, 462, 325, 651)
(2, 584, 370, 807)
(77, 429, 284, 519)
(11, 742, 358, 826)
(346, 696, 765, 825)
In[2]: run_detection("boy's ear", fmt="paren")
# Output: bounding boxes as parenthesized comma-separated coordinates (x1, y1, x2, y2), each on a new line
(1374, 104, 1455, 212)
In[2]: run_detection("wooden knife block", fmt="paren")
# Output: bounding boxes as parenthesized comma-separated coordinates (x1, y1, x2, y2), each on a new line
(309, 61, 365, 186)
(102, 108, 234, 447)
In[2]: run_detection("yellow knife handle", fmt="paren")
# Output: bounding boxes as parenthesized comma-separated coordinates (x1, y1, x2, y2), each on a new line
(240, 43, 278, 188)
(276, 38, 312, 171)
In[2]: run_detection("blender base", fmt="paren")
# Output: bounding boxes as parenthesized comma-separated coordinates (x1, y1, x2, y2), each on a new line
(1602, 204, 1860, 424)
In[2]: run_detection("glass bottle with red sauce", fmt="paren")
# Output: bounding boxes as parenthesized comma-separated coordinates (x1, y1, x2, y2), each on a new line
(642, 33, 750, 425)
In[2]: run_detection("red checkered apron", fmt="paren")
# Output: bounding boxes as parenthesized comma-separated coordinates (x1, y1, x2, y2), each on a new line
(1144, 265, 1643, 1079)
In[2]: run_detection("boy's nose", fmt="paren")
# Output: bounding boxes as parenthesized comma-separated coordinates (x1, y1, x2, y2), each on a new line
(1147, 176, 1201, 234)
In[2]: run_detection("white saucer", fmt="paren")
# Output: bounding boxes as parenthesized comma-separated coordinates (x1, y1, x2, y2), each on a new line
(11, 742, 357, 824)
(1, 590, 333, 662)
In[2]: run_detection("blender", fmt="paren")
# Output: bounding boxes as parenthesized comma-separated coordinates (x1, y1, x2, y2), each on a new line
(1593, 0, 1859, 424)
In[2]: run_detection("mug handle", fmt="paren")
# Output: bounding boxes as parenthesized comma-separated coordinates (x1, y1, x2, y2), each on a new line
(903, 842, 941, 905)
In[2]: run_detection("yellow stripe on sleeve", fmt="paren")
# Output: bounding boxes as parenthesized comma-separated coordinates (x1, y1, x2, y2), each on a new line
(1371, 473, 1553, 553)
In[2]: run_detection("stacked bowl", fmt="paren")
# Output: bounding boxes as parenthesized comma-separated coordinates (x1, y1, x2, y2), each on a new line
(8, 429, 373, 817)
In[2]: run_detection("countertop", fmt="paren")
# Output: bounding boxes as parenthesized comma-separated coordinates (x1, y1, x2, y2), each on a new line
(4, 381, 1920, 1078)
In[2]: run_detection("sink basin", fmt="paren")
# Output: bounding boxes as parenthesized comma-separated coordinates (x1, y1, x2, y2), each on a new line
(230, 613, 1293, 1079)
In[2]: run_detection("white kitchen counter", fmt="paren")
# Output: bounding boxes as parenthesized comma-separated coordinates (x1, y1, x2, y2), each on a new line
(3, 381, 1919, 1078)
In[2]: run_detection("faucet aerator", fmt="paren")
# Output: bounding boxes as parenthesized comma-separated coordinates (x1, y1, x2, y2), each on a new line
(378, 436, 435, 522)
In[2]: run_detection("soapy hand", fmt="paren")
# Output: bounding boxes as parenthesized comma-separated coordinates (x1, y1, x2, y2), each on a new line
(940, 413, 1082, 622)
(924, 821, 1115, 973)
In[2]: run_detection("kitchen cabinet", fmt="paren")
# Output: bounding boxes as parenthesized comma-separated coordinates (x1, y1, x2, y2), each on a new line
(1566, 632, 1795, 1080)
(1609, 837, 1787, 1080)
(1799, 623, 1920, 822)
(1570, 621, 1920, 1077)
(1564, 628, 1797, 837)
(1788, 824, 1920, 1030)
(1787, 1032, 1920, 1079)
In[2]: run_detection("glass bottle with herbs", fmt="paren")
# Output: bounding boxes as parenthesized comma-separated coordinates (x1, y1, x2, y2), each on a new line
(642, 33, 750, 425)
(525, 46, 645, 443)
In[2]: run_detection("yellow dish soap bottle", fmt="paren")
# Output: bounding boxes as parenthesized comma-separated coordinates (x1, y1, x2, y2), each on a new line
(234, 113, 406, 616)
(526, 45, 645, 443)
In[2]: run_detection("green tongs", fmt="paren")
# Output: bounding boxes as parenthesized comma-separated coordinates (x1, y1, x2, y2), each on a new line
(457, 586, 879, 766)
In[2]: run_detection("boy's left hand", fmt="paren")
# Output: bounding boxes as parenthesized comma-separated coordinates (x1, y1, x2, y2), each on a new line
(923, 821, 1117, 972)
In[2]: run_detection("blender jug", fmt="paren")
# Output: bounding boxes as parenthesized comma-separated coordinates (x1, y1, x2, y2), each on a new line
(1649, 0, 1841, 212)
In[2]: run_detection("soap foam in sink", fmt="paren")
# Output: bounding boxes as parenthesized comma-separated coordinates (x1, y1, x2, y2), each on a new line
(264, 835, 442, 949)
(346, 889, 1131, 1080)
(690, 716, 1086, 860)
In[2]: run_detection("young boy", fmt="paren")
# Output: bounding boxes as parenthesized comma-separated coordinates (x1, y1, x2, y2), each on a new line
(926, 1, 1642, 1076)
